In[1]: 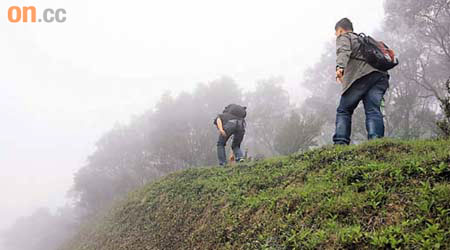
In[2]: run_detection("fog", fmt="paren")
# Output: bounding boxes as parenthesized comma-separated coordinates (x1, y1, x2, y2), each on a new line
(0, 0, 385, 249)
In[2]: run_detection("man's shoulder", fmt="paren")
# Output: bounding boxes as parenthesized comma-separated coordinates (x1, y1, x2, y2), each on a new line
(336, 33, 353, 46)
(337, 32, 358, 41)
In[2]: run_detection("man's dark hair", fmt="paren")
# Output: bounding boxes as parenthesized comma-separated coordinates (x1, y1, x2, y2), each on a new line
(335, 18, 353, 31)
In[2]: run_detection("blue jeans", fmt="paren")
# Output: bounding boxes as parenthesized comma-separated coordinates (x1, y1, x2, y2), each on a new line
(333, 72, 389, 145)
(217, 120, 245, 165)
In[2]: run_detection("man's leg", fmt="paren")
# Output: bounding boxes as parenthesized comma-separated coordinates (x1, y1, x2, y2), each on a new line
(217, 133, 230, 166)
(231, 129, 245, 161)
(362, 74, 389, 140)
(333, 78, 372, 144)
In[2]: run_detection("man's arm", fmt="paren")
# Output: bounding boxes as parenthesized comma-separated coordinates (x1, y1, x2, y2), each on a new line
(336, 34, 352, 83)
(216, 117, 227, 137)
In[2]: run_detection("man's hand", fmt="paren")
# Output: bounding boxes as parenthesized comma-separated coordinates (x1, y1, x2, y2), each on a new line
(216, 117, 227, 137)
(336, 68, 344, 84)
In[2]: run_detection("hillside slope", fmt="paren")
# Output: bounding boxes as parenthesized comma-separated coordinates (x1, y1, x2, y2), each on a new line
(62, 139, 450, 250)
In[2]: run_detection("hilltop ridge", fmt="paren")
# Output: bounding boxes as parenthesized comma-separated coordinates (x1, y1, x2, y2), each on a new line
(62, 139, 450, 249)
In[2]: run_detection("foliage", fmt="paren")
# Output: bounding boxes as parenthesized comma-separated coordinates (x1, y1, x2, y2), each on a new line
(274, 112, 324, 155)
(437, 79, 450, 137)
(62, 139, 450, 250)
(245, 77, 292, 157)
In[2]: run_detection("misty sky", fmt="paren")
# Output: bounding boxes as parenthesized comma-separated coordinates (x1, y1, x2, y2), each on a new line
(0, 0, 384, 240)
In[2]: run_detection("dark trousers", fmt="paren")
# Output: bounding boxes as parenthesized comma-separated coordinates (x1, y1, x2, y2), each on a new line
(217, 120, 245, 165)
(333, 72, 389, 145)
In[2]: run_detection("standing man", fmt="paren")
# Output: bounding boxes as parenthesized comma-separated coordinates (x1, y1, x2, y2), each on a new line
(333, 18, 391, 145)
(214, 104, 247, 166)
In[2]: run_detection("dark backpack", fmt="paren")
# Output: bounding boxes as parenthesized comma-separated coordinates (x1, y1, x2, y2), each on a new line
(353, 33, 399, 71)
(223, 104, 247, 119)
(213, 104, 247, 126)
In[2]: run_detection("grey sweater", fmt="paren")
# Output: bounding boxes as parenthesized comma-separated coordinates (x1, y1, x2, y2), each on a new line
(336, 32, 387, 95)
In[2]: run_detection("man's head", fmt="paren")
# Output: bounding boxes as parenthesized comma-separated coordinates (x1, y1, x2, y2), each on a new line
(335, 18, 353, 37)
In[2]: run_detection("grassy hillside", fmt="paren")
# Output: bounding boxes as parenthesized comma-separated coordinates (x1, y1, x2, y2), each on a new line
(62, 139, 450, 250)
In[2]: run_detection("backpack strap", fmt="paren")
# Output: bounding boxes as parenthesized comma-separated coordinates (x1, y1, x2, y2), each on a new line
(237, 119, 246, 130)
(346, 32, 366, 62)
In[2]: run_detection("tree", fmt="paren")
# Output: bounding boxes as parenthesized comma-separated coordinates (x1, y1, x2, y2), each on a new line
(385, 0, 450, 100)
(381, 0, 450, 138)
(245, 77, 291, 156)
(377, 27, 440, 139)
(274, 112, 324, 155)
(437, 79, 450, 137)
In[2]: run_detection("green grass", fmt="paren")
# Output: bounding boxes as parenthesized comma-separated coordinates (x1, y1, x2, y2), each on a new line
(62, 139, 450, 250)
